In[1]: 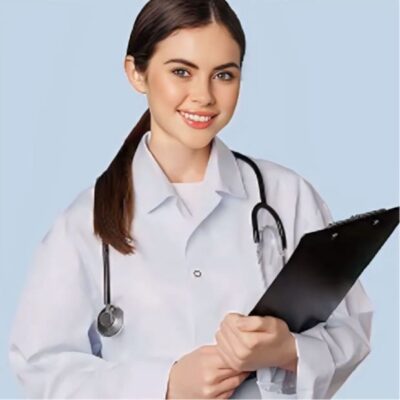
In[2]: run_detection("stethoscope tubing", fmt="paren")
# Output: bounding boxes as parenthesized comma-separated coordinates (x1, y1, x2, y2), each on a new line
(97, 151, 287, 339)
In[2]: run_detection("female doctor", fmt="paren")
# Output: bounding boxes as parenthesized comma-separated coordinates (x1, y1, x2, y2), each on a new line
(8, 0, 373, 399)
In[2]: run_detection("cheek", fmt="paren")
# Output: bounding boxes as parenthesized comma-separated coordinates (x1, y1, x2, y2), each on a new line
(151, 75, 185, 105)
(217, 85, 240, 112)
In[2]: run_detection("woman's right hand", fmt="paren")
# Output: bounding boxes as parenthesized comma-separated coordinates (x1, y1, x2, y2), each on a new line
(166, 345, 252, 399)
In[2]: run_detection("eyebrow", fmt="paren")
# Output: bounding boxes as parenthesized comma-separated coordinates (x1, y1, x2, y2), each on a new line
(163, 58, 241, 71)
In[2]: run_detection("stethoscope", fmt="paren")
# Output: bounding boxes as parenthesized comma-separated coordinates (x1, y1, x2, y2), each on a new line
(97, 151, 288, 338)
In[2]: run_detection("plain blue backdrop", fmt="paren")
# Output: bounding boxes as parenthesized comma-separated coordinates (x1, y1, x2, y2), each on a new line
(0, 0, 398, 398)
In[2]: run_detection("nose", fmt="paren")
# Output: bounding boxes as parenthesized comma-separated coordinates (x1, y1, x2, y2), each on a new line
(189, 76, 216, 106)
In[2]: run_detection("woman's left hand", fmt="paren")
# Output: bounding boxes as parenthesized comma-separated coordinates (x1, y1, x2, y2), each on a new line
(215, 313, 298, 373)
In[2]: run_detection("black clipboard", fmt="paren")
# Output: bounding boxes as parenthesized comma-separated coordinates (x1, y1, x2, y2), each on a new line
(248, 206, 399, 333)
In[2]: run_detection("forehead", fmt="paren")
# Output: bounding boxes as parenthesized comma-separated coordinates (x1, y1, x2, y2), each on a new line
(152, 23, 241, 66)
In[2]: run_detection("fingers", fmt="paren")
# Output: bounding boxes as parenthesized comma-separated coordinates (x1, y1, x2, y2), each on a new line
(237, 315, 268, 332)
(221, 318, 249, 349)
(208, 345, 238, 372)
(215, 330, 243, 370)
(222, 319, 260, 357)
(215, 372, 248, 398)
(214, 366, 244, 383)
(216, 389, 235, 399)
(216, 318, 265, 371)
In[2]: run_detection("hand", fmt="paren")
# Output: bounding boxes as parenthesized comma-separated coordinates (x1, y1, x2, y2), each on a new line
(214, 313, 298, 373)
(166, 344, 251, 399)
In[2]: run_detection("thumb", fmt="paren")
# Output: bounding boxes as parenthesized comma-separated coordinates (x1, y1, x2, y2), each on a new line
(236, 316, 265, 331)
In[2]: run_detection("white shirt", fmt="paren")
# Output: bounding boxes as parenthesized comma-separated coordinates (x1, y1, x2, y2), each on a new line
(8, 130, 373, 399)
(171, 179, 208, 220)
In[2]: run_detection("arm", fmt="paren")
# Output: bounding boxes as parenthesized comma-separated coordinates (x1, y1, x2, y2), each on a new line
(256, 280, 373, 398)
(8, 213, 176, 399)
(256, 178, 374, 398)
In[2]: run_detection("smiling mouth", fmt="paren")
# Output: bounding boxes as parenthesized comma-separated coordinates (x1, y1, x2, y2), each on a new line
(178, 110, 218, 120)
(177, 110, 217, 128)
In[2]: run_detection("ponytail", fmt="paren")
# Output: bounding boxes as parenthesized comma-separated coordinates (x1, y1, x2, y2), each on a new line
(93, 108, 150, 255)
(93, 0, 246, 256)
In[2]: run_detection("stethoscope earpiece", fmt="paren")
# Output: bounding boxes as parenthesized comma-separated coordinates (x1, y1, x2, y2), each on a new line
(97, 304, 124, 337)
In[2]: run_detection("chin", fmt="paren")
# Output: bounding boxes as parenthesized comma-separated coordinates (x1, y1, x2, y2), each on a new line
(179, 133, 215, 150)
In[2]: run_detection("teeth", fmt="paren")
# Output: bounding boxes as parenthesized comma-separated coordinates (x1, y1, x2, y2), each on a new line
(180, 111, 212, 122)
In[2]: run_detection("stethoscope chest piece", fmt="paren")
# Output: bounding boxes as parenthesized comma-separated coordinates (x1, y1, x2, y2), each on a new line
(97, 304, 124, 337)
(96, 152, 287, 339)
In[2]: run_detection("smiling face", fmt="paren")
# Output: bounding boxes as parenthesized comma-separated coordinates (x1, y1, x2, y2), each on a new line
(125, 22, 242, 151)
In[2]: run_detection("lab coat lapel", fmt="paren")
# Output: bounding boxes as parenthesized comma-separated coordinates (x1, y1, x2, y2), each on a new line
(182, 135, 248, 253)
(132, 131, 178, 215)
(132, 130, 247, 252)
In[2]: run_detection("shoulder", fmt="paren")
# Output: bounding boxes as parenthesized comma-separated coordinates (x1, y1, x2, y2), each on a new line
(64, 185, 94, 219)
(242, 154, 333, 226)
(242, 155, 319, 200)
(251, 156, 302, 184)
(42, 186, 95, 245)
(63, 185, 94, 228)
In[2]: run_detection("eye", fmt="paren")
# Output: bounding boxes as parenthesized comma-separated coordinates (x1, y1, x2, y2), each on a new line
(216, 71, 234, 81)
(172, 68, 190, 78)
(171, 68, 235, 81)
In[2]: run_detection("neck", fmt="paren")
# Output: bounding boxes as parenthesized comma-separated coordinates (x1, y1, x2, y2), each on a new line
(146, 131, 212, 183)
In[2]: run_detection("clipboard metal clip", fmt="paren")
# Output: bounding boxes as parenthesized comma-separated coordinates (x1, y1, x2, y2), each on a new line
(328, 208, 386, 229)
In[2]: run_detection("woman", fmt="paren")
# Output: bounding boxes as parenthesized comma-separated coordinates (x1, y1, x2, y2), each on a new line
(8, 0, 373, 398)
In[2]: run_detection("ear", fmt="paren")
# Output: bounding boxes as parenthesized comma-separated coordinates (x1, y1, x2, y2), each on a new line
(124, 55, 148, 94)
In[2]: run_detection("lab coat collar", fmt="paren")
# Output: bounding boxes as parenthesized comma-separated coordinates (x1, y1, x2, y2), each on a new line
(132, 130, 248, 214)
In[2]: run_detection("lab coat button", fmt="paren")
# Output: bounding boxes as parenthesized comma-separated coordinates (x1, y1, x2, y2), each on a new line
(193, 270, 202, 277)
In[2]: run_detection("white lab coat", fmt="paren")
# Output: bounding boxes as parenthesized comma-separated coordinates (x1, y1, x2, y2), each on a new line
(8, 130, 373, 399)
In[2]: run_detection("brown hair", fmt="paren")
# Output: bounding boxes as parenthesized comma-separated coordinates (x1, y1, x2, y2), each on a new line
(93, 0, 246, 255)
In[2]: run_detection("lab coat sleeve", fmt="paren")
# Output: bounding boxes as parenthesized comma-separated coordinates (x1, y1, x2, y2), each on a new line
(8, 212, 177, 399)
(256, 177, 374, 399)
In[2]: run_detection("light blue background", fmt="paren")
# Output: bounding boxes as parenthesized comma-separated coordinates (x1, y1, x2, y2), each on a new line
(0, 0, 398, 398)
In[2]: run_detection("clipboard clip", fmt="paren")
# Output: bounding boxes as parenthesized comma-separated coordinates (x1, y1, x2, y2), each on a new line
(327, 208, 386, 229)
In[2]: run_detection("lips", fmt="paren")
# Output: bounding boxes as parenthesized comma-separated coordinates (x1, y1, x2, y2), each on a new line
(178, 110, 218, 118)
(178, 110, 216, 129)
